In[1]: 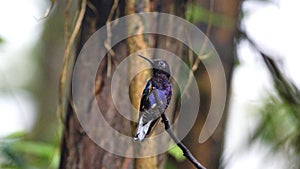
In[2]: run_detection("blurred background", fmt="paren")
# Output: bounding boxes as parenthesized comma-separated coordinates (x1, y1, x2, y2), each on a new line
(0, 0, 299, 169)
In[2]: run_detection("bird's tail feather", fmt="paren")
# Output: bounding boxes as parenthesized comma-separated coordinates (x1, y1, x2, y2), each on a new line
(134, 121, 152, 141)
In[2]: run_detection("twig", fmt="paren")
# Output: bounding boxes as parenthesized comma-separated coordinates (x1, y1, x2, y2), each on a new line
(182, 0, 214, 97)
(87, 1, 99, 33)
(57, 0, 87, 126)
(152, 88, 206, 169)
(104, 0, 119, 77)
(64, 0, 71, 45)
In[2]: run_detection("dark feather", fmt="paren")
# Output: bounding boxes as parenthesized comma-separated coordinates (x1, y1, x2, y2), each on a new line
(134, 59, 172, 141)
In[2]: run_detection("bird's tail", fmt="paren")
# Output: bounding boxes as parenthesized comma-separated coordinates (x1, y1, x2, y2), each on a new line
(134, 121, 152, 141)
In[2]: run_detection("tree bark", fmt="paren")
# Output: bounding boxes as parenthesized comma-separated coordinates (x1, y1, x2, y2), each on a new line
(59, 1, 135, 168)
(59, 0, 187, 169)
(59, 0, 239, 169)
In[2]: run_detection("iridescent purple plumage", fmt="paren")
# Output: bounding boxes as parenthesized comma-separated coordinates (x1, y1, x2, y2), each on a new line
(134, 56, 172, 141)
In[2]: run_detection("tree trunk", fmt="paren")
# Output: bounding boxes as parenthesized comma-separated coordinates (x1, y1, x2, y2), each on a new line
(59, 0, 240, 169)
(59, 1, 135, 168)
(59, 1, 187, 169)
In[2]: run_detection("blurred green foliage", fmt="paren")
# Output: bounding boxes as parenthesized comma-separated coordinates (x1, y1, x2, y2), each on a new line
(0, 37, 4, 44)
(0, 131, 59, 169)
(250, 53, 300, 167)
(165, 159, 178, 169)
(253, 96, 300, 150)
(165, 145, 186, 169)
(168, 145, 186, 162)
(0, 1, 63, 169)
(185, 3, 235, 29)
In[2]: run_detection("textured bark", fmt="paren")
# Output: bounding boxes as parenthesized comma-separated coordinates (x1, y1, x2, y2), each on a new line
(59, 1, 135, 169)
(59, 0, 238, 168)
(59, 0, 187, 169)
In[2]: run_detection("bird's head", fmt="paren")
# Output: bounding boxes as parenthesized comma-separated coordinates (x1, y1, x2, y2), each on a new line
(137, 54, 170, 78)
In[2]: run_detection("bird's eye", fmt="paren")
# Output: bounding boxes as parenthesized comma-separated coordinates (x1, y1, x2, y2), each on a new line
(159, 61, 165, 67)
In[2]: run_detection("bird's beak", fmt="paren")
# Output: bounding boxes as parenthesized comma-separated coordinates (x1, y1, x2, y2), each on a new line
(137, 54, 154, 65)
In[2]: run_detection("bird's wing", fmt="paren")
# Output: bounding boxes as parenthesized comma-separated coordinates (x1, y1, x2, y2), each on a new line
(135, 83, 168, 141)
(139, 80, 152, 111)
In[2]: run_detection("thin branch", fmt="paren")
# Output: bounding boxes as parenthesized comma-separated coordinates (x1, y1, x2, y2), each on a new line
(104, 0, 119, 77)
(152, 88, 206, 169)
(64, 0, 71, 45)
(57, 0, 87, 126)
(182, 0, 214, 97)
(192, 0, 214, 67)
(87, 1, 99, 33)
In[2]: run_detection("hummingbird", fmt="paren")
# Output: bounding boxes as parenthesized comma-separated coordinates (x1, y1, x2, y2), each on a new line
(134, 54, 172, 141)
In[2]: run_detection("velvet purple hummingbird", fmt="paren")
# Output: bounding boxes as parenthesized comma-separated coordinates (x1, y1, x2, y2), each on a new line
(134, 54, 172, 141)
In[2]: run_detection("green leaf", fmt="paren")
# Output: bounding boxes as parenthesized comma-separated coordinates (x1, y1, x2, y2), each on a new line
(185, 4, 235, 29)
(3, 131, 26, 140)
(10, 141, 56, 159)
(48, 148, 60, 168)
(168, 145, 186, 162)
